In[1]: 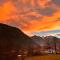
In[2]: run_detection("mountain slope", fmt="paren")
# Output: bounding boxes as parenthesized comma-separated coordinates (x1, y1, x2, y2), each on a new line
(0, 23, 34, 50)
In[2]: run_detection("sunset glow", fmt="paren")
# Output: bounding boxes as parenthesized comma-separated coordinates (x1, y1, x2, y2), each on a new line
(0, 0, 60, 36)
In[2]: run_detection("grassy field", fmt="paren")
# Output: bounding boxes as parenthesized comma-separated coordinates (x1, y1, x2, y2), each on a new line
(25, 54, 60, 60)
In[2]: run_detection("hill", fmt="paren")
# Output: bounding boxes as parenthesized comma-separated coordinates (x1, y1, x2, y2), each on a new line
(0, 23, 33, 51)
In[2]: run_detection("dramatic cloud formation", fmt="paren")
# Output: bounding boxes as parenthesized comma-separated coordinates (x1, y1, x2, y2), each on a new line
(0, 0, 60, 36)
(52, 0, 60, 6)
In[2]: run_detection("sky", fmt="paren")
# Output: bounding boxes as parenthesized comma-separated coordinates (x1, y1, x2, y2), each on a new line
(32, 30, 60, 37)
(0, 0, 60, 37)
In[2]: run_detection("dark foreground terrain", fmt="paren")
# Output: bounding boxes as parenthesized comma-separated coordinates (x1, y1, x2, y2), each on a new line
(25, 54, 60, 60)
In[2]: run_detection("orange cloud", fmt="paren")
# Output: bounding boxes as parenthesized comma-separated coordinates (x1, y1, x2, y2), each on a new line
(0, 0, 60, 34)
(22, 19, 60, 32)
(0, 2, 14, 20)
(39, 0, 47, 7)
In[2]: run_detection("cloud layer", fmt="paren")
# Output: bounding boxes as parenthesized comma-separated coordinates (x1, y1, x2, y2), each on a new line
(0, 0, 60, 34)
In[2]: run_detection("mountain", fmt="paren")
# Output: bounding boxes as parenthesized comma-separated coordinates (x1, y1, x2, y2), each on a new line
(31, 35, 60, 50)
(0, 23, 34, 51)
(31, 35, 47, 46)
(44, 36, 60, 50)
(44, 36, 60, 44)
